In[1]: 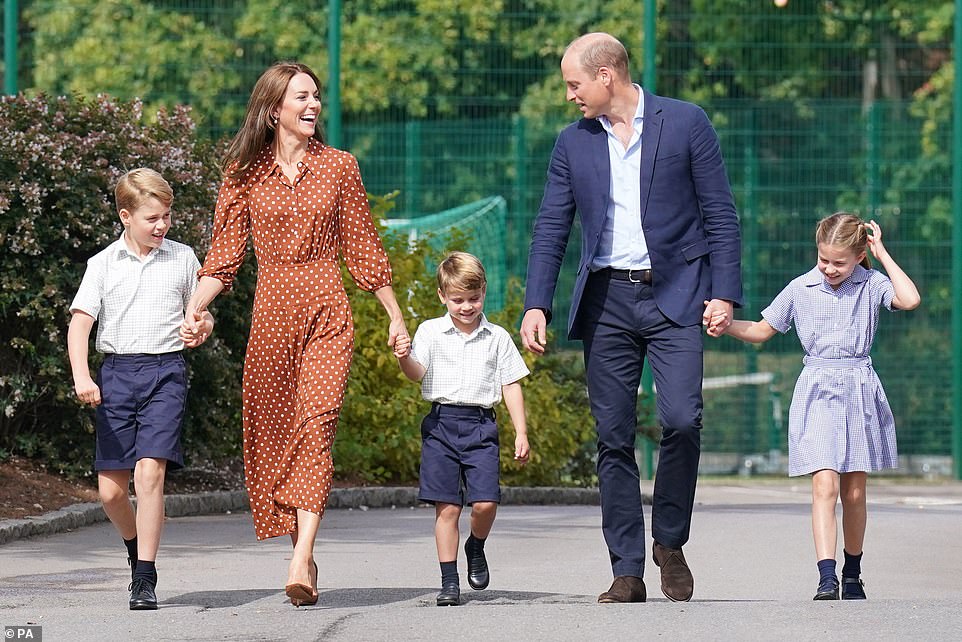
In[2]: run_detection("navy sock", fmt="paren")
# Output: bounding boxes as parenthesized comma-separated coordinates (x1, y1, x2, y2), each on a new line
(123, 536, 138, 564)
(842, 550, 862, 578)
(466, 533, 486, 551)
(816, 559, 837, 584)
(134, 560, 157, 584)
(440, 561, 458, 587)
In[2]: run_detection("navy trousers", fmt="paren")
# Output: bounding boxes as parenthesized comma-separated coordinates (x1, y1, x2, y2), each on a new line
(579, 271, 703, 578)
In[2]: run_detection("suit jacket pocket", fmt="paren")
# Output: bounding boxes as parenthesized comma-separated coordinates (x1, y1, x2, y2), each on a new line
(681, 238, 710, 262)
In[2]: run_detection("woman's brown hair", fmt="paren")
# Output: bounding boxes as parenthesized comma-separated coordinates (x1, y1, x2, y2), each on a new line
(223, 61, 325, 180)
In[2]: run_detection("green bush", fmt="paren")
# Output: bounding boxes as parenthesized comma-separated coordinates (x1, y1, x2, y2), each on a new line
(0, 93, 251, 475)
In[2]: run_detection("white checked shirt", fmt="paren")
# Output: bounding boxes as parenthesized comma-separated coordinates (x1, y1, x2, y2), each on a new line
(70, 235, 201, 354)
(410, 313, 530, 408)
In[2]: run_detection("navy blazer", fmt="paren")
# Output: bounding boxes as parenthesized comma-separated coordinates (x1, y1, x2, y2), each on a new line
(524, 90, 743, 339)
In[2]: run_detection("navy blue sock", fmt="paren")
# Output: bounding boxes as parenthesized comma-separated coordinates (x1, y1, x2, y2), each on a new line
(816, 559, 837, 584)
(440, 561, 458, 587)
(842, 550, 862, 578)
(466, 533, 485, 551)
(123, 536, 138, 564)
(134, 560, 157, 584)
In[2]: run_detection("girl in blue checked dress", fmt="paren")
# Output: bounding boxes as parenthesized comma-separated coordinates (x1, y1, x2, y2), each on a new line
(720, 213, 920, 601)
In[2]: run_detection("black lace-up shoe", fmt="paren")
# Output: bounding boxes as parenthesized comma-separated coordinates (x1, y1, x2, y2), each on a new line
(436, 582, 461, 606)
(464, 538, 489, 590)
(129, 576, 158, 610)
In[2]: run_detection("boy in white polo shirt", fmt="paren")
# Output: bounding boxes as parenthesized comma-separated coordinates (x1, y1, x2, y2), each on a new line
(67, 168, 214, 611)
(394, 251, 530, 607)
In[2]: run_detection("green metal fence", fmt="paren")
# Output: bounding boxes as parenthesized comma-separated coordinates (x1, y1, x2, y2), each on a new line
(4, 0, 956, 473)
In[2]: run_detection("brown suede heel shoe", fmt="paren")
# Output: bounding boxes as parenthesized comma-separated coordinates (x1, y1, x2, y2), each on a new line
(286, 560, 319, 607)
(598, 576, 646, 603)
(652, 541, 694, 602)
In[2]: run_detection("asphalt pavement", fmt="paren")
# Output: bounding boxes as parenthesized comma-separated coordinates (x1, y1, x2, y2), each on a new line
(1, 479, 961, 641)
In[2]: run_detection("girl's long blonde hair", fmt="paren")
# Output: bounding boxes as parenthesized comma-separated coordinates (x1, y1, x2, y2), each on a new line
(223, 61, 325, 180)
(815, 212, 871, 269)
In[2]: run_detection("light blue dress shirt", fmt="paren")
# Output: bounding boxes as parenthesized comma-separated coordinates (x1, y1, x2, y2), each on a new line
(591, 85, 649, 271)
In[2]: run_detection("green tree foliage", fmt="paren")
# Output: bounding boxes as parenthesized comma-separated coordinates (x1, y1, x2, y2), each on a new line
(26, 0, 244, 133)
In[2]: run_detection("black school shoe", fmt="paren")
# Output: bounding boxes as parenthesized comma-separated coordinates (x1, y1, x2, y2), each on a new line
(813, 576, 839, 600)
(129, 576, 158, 610)
(436, 581, 461, 606)
(841, 576, 866, 599)
(464, 538, 489, 590)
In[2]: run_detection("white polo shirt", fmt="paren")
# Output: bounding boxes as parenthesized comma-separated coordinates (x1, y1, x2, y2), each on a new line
(410, 313, 529, 408)
(70, 235, 201, 354)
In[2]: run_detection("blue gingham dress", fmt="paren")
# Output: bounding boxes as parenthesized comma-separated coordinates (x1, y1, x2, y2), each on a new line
(762, 265, 898, 476)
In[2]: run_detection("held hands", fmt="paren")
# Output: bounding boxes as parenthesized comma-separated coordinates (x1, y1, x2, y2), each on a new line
(514, 434, 531, 466)
(702, 299, 733, 337)
(520, 309, 547, 355)
(393, 332, 411, 359)
(388, 317, 410, 357)
(179, 310, 212, 348)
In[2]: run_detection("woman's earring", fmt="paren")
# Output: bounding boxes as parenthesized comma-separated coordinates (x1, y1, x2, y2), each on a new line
(269, 115, 278, 128)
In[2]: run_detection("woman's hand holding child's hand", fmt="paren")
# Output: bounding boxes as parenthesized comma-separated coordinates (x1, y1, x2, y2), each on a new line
(393, 333, 411, 359)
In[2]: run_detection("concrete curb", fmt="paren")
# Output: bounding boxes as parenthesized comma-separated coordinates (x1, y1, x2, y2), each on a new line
(0, 486, 603, 545)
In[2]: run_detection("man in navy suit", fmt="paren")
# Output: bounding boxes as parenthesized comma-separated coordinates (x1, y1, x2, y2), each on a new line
(521, 33, 742, 603)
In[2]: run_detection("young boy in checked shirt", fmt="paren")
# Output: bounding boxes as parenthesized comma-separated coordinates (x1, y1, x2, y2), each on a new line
(67, 168, 214, 610)
(393, 251, 530, 606)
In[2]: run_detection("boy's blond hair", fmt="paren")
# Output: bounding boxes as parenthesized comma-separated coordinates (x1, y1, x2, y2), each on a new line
(437, 251, 486, 293)
(115, 168, 173, 214)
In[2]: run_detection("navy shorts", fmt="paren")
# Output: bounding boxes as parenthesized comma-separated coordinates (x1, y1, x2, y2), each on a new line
(94, 352, 187, 471)
(418, 403, 501, 506)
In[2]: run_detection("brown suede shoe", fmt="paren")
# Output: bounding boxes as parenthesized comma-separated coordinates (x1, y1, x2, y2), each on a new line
(597, 575, 646, 603)
(652, 542, 694, 602)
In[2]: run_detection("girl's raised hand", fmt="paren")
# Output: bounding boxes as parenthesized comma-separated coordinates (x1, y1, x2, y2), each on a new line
(865, 219, 887, 259)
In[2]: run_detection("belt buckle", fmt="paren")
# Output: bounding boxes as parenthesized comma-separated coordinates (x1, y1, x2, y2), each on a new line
(628, 268, 643, 283)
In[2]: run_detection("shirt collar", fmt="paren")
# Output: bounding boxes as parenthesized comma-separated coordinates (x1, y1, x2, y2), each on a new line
(441, 312, 492, 338)
(257, 138, 327, 184)
(112, 233, 170, 260)
(598, 84, 644, 133)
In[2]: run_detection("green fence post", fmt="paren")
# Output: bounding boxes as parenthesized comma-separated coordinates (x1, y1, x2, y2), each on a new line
(326, 0, 342, 149)
(404, 120, 422, 215)
(4, 0, 17, 95)
(866, 100, 880, 218)
(743, 109, 759, 455)
(952, 0, 962, 480)
(637, 0, 658, 480)
(513, 115, 527, 277)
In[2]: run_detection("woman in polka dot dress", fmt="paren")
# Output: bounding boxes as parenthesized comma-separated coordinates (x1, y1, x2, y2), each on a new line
(185, 62, 407, 606)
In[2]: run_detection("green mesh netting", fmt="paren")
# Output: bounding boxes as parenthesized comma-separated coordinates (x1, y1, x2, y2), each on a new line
(384, 196, 508, 310)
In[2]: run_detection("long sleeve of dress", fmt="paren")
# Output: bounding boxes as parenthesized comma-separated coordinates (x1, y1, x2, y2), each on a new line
(197, 175, 251, 290)
(336, 155, 393, 292)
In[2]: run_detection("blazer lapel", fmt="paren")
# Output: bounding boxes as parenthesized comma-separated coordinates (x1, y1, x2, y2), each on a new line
(586, 120, 610, 218)
(639, 90, 662, 224)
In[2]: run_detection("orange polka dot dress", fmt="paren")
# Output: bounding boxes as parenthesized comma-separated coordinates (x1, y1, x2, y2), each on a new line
(198, 139, 392, 540)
